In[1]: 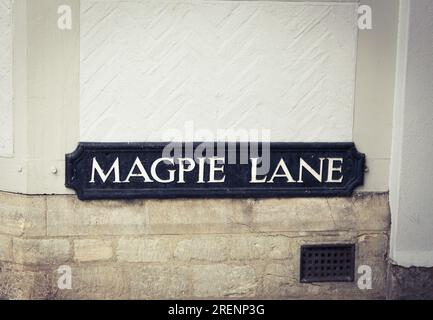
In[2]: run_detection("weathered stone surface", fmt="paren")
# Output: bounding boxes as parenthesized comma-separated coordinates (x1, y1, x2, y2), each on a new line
(125, 265, 191, 299)
(357, 233, 388, 260)
(117, 237, 172, 262)
(0, 192, 46, 237)
(147, 194, 390, 235)
(175, 237, 230, 262)
(52, 264, 191, 299)
(147, 199, 252, 235)
(387, 264, 433, 300)
(252, 198, 339, 232)
(74, 239, 113, 262)
(289, 231, 388, 261)
(252, 194, 390, 233)
(348, 193, 391, 231)
(0, 235, 12, 262)
(13, 238, 71, 265)
(47, 196, 148, 236)
(257, 232, 389, 299)
(54, 265, 129, 300)
(0, 263, 53, 300)
(229, 235, 293, 261)
(0, 263, 31, 299)
(363, 258, 388, 297)
(0, 192, 393, 299)
(45, 194, 389, 237)
(175, 234, 292, 262)
(293, 232, 388, 268)
(261, 257, 387, 299)
(192, 264, 258, 297)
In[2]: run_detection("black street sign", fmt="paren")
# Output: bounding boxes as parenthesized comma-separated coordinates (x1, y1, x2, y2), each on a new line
(65, 142, 365, 200)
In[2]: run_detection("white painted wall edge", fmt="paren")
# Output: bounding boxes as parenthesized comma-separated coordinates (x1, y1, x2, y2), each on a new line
(389, 0, 409, 265)
(389, 0, 433, 268)
(391, 251, 433, 269)
(0, 0, 28, 193)
(0, 0, 78, 195)
(354, 0, 398, 193)
(0, 0, 14, 156)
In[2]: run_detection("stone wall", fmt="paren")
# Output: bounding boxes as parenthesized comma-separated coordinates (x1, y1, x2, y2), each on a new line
(386, 264, 433, 300)
(0, 192, 390, 299)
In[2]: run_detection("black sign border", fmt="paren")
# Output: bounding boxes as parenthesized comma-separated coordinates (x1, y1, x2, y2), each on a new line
(66, 142, 365, 200)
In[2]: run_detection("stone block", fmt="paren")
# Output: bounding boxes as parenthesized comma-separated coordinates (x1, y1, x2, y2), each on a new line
(192, 264, 258, 297)
(147, 199, 252, 235)
(0, 192, 46, 237)
(47, 196, 148, 236)
(174, 237, 229, 262)
(13, 238, 71, 265)
(0, 235, 12, 262)
(229, 235, 293, 261)
(261, 258, 386, 299)
(117, 237, 173, 262)
(0, 263, 53, 300)
(54, 265, 129, 300)
(125, 265, 191, 299)
(251, 194, 390, 233)
(74, 239, 113, 262)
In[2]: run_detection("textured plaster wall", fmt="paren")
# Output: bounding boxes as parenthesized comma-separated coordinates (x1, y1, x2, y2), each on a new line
(390, 0, 433, 268)
(0, 0, 13, 156)
(0, 0, 398, 193)
(80, 0, 358, 142)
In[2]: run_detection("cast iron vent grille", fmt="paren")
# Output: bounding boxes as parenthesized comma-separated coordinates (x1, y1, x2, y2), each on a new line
(300, 244, 355, 283)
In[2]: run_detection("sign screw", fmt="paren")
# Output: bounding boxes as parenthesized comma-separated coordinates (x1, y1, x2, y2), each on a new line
(17, 167, 23, 173)
(51, 167, 58, 174)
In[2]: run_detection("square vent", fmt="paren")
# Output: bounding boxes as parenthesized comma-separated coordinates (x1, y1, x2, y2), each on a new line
(300, 244, 355, 283)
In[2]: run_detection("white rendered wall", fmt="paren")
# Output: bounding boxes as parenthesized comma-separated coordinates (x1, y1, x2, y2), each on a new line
(80, 0, 358, 142)
(0, 0, 398, 194)
(0, 0, 13, 156)
(390, 0, 433, 267)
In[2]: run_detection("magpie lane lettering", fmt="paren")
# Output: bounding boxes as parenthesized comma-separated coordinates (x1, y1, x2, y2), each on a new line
(65, 142, 365, 200)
